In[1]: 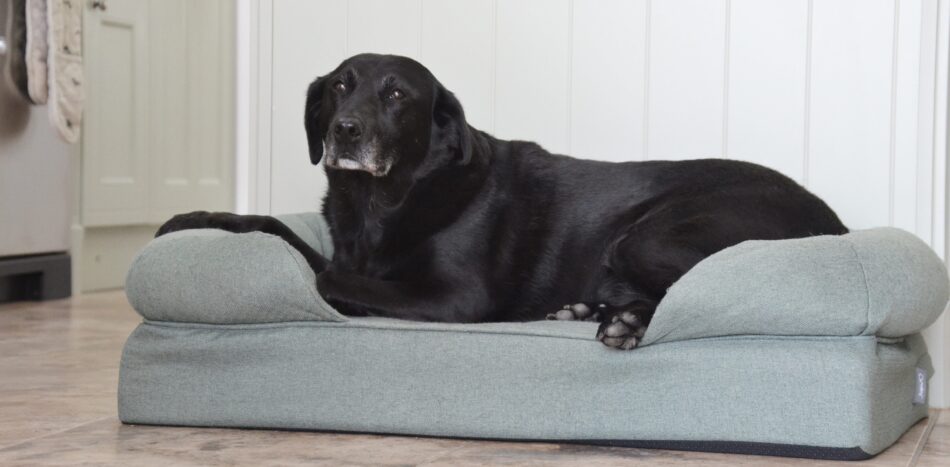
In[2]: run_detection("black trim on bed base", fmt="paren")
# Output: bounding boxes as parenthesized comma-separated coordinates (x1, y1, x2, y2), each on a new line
(120, 420, 873, 461)
(575, 439, 871, 461)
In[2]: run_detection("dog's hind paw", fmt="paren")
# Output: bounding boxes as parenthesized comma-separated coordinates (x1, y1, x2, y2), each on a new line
(546, 303, 604, 322)
(597, 310, 647, 350)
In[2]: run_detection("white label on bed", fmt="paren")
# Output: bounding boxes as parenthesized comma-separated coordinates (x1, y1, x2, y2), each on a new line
(914, 368, 927, 405)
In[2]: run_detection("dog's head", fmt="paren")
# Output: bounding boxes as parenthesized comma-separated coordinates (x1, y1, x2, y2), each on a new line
(304, 54, 472, 178)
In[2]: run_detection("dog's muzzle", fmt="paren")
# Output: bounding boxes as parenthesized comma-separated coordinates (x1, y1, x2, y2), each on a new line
(324, 142, 391, 177)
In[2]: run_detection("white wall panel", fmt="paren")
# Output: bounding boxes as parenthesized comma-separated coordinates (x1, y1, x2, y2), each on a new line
(571, 0, 647, 161)
(646, 0, 727, 159)
(270, 0, 347, 215)
(726, 0, 809, 182)
(494, 0, 571, 155)
(892, 0, 924, 233)
(347, 0, 421, 59)
(262, 0, 944, 234)
(808, 0, 895, 229)
(258, 0, 950, 405)
(420, 0, 495, 131)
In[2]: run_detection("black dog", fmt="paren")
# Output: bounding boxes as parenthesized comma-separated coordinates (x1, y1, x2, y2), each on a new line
(157, 54, 847, 350)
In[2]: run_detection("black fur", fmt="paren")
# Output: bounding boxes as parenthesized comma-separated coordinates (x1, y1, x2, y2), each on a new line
(158, 54, 848, 349)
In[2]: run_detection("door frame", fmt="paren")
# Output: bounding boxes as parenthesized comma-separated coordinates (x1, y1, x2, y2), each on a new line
(236, 0, 273, 215)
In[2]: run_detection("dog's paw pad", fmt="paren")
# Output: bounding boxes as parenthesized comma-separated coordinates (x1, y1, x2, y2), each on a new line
(596, 311, 646, 350)
(545, 303, 601, 321)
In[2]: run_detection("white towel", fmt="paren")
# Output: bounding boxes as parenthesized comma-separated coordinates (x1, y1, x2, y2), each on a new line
(2, 0, 31, 102)
(46, 0, 82, 143)
(24, 0, 47, 104)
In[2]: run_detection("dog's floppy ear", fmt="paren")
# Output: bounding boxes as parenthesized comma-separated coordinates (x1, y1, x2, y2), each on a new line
(431, 83, 473, 165)
(304, 76, 329, 165)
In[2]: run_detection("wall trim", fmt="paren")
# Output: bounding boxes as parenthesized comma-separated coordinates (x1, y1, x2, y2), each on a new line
(935, 0, 950, 409)
(237, 0, 274, 215)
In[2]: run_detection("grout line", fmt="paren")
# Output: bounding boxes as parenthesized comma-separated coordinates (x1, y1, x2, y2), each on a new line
(802, 0, 813, 186)
(0, 417, 113, 452)
(889, 0, 901, 226)
(721, 0, 731, 158)
(907, 410, 940, 467)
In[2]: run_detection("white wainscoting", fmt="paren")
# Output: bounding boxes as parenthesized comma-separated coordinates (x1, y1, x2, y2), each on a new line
(241, 0, 950, 406)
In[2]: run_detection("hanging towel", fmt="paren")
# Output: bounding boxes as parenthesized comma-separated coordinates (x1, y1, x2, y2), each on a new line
(46, 0, 82, 143)
(24, 0, 47, 103)
(2, 0, 32, 103)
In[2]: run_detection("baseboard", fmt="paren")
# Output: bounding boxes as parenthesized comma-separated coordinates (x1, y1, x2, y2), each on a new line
(0, 253, 72, 303)
(79, 225, 158, 292)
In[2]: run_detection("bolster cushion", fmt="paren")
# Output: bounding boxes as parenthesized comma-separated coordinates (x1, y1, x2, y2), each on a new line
(125, 228, 346, 324)
(127, 212, 948, 343)
(641, 228, 950, 346)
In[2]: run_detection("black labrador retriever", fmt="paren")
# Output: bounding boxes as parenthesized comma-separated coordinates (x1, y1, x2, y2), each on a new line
(157, 54, 848, 350)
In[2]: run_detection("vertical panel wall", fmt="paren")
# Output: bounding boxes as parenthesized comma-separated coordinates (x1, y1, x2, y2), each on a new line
(808, 0, 895, 229)
(268, 0, 934, 229)
(571, 0, 647, 162)
(893, 0, 925, 233)
(348, 0, 422, 58)
(646, 0, 727, 159)
(270, 0, 346, 215)
(262, 0, 949, 405)
(494, 0, 572, 155)
(420, 0, 495, 131)
(726, 0, 809, 181)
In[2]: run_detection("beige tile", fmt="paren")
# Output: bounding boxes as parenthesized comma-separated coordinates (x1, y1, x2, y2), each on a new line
(0, 292, 139, 448)
(0, 415, 933, 467)
(916, 411, 949, 467)
(0, 419, 470, 467)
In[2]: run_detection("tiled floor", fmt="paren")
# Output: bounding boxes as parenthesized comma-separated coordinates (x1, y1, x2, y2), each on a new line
(0, 291, 945, 466)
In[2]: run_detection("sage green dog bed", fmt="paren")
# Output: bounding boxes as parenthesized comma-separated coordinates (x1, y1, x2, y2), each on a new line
(118, 212, 949, 460)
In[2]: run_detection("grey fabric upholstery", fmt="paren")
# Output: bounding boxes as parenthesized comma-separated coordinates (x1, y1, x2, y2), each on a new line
(117, 212, 949, 459)
(644, 228, 949, 345)
(125, 213, 948, 345)
(125, 228, 345, 324)
(119, 321, 932, 458)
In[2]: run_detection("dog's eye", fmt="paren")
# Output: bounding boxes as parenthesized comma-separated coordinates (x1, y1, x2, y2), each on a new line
(388, 89, 404, 100)
(333, 81, 347, 93)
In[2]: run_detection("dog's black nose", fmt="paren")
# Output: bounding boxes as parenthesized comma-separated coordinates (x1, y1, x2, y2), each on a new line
(333, 118, 363, 142)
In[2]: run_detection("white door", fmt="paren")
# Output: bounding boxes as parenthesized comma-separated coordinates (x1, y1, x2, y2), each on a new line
(83, 0, 235, 227)
(81, 0, 149, 226)
(148, 0, 235, 223)
(78, 0, 235, 291)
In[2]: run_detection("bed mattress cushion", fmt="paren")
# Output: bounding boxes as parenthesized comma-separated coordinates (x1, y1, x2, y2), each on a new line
(118, 213, 949, 460)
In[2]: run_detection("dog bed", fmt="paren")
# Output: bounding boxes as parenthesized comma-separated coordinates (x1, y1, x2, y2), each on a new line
(118, 212, 949, 460)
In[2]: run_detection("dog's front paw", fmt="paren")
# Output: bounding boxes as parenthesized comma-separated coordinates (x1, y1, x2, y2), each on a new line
(546, 302, 604, 321)
(316, 271, 370, 317)
(596, 310, 647, 350)
(315, 270, 337, 299)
